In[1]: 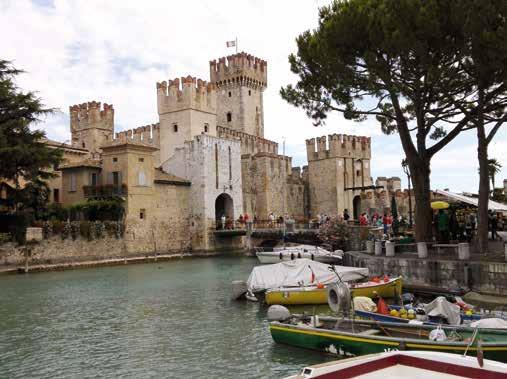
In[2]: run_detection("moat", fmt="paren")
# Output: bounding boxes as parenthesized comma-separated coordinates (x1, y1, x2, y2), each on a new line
(0, 256, 335, 379)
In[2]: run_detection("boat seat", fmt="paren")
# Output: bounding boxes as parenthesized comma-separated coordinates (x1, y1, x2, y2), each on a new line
(358, 329, 381, 336)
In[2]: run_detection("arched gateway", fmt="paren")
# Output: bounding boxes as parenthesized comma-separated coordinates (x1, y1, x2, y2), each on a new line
(215, 193, 234, 228)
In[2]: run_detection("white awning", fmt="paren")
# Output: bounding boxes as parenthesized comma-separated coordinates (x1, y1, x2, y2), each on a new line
(435, 189, 507, 212)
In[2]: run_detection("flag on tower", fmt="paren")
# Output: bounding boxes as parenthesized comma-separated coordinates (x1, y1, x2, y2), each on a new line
(226, 40, 236, 48)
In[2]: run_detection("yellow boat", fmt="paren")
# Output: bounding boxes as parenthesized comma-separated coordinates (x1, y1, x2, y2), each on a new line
(265, 276, 402, 305)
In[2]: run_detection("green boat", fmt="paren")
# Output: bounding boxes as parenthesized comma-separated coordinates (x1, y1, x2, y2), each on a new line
(269, 316, 507, 363)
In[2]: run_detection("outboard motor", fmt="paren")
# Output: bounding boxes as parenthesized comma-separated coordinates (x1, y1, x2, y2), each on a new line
(327, 282, 351, 315)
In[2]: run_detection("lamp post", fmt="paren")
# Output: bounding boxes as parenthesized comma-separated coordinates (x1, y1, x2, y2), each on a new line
(401, 159, 413, 228)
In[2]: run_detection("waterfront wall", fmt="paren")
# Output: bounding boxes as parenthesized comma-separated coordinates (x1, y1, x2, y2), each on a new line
(344, 251, 507, 296)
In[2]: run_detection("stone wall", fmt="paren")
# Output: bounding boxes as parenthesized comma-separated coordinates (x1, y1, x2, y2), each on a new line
(0, 237, 126, 267)
(344, 252, 507, 296)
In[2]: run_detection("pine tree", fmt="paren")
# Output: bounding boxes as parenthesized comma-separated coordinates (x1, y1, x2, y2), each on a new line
(0, 60, 62, 211)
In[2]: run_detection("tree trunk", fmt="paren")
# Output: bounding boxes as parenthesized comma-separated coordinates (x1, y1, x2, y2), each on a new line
(410, 159, 433, 242)
(476, 123, 489, 254)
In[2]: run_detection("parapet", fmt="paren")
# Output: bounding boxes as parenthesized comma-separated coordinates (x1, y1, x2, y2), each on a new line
(209, 52, 267, 88)
(306, 134, 371, 161)
(157, 76, 216, 115)
(114, 123, 160, 146)
(69, 101, 114, 131)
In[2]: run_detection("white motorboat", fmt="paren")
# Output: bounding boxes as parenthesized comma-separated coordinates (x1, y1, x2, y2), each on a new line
(255, 244, 343, 264)
(284, 350, 507, 379)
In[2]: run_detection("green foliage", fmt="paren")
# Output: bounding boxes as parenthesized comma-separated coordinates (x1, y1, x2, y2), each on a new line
(487, 158, 502, 189)
(93, 221, 105, 239)
(70, 221, 80, 240)
(317, 217, 349, 251)
(0, 233, 11, 244)
(61, 222, 71, 240)
(280, 0, 507, 242)
(42, 221, 51, 239)
(79, 221, 92, 241)
(0, 60, 63, 210)
(10, 211, 34, 245)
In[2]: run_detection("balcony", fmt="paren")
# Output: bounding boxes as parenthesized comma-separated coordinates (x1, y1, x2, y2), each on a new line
(83, 184, 128, 198)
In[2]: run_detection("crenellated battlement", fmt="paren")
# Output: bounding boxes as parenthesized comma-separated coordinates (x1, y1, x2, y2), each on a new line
(209, 52, 267, 88)
(217, 125, 277, 154)
(157, 75, 216, 115)
(305, 134, 371, 161)
(113, 123, 160, 146)
(70, 101, 114, 132)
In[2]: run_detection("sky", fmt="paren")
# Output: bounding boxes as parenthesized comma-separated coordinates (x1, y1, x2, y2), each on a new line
(1, 0, 506, 192)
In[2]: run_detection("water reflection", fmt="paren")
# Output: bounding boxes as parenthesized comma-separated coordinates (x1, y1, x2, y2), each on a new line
(0, 256, 336, 379)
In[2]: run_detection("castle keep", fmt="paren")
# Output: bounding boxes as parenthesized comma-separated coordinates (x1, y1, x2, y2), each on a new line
(43, 52, 400, 252)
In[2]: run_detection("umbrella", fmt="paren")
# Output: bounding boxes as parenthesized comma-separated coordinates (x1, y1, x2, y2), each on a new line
(431, 201, 450, 210)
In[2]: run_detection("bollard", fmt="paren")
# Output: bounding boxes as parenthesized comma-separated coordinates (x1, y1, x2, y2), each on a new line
(385, 241, 395, 257)
(458, 242, 470, 260)
(417, 242, 428, 259)
(374, 241, 383, 256)
(366, 240, 374, 254)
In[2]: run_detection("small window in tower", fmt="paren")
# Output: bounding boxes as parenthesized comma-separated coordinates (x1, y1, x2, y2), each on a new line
(227, 112, 232, 122)
(249, 90, 251, 96)
(138, 157, 144, 163)
(113, 157, 118, 163)
(356, 170, 361, 177)
(228, 91, 232, 97)
(53, 188, 60, 203)
(140, 209, 146, 220)
(204, 123, 209, 133)
(82, 142, 85, 148)
(173, 124, 178, 132)
(69, 174, 77, 192)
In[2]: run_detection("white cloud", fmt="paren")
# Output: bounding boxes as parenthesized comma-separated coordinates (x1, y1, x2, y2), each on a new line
(1, 0, 505, 192)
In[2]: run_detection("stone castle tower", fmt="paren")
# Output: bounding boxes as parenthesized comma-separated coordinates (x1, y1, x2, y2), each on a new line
(156, 76, 217, 165)
(306, 134, 372, 219)
(70, 101, 114, 156)
(210, 53, 267, 137)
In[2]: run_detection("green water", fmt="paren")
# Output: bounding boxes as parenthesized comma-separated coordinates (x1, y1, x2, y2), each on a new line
(0, 256, 335, 378)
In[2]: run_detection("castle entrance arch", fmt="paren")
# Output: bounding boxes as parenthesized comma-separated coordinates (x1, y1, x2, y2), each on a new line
(353, 195, 361, 221)
(215, 193, 234, 229)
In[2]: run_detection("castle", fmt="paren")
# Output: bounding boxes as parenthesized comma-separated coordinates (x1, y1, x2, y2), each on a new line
(41, 52, 405, 252)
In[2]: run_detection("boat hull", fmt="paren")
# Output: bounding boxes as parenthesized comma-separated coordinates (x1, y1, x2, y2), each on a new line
(256, 252, 341, 265)
(265, 277, 402, 305)
(269, 322, 507, 363)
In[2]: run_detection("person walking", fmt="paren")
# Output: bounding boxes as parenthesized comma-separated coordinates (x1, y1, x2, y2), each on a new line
(489, 211, 499, 240)
(221, 214, 226, 230)
(382, 213, 389, 236)
(343, 209, 350, 222)
(359, 213, 368, 226)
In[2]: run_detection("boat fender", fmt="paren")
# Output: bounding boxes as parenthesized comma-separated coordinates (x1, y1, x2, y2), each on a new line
(429, 326, 447, 341)
(311, 254, 314, 261)
(327, 282, 351, 314)
(267, 305, 291, 321)
(291, 253, 295, 260)
(279, 252, 283, 260)
(297, 252, 301, 259)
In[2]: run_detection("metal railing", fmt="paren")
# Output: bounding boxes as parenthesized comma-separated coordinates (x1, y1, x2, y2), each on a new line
(83, 184, 128, 198)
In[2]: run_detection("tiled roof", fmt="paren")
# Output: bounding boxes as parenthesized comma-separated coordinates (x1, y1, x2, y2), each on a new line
(154, 168, 190, 186)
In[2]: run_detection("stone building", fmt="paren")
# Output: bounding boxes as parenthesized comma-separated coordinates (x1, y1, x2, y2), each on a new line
(31, 51, 408, 253)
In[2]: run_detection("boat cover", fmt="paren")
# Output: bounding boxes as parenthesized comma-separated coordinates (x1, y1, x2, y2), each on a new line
(423, 297, 461, 326)
(246, 258, 369, 293)
(470, 318, 507, 329)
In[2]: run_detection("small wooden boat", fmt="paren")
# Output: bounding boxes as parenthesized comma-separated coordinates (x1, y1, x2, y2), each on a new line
(356, 305, 507, 326)
(269, 315, 507, 363)
(255, 245, 343, 264)
(283, 350, 507, 378)
(265, 276, 402, 305)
